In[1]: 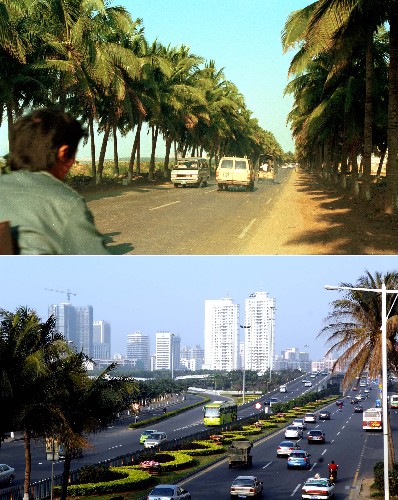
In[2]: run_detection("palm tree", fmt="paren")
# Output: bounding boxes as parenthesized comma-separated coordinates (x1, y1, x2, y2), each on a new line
(0, 307, 66, 500)
(319, 270, 398, 388)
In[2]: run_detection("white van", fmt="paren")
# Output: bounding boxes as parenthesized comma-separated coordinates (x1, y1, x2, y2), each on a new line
(280, 385, 287, 393)
(216, 157, 255, 191)
(171, 157, 210, 187)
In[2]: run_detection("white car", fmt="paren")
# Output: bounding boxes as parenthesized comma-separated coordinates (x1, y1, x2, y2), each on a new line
(143, 432, 167, 449)
(292, 418, 307, 430)
(230, 475, 263, 498)
(301, 477, 335, 499)
(304, 413, 317, 423)
(285, 425, 303, 439)
(304, 381, 312, 387)
(147, 484, 191, 499)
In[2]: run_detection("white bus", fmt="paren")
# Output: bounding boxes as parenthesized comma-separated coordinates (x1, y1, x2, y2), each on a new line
(363, 407, 382, 430)
(390, 394, 398, 409)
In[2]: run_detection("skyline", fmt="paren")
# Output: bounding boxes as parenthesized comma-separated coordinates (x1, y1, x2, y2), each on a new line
(1, 255, 397, 363)
(0, 0, 310, 158)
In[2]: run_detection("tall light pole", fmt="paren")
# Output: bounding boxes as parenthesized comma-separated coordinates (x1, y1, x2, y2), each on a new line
(325, 283, 395, 499)
(240, 325, 251, 405)
(170, 333, 175, 380)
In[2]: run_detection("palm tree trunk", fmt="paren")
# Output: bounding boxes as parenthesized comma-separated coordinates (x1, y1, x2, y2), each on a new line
(164, 135, 172, 179)
(60, 453, 72, 500)
(97, 122, 111, 184)
(148, 125, 159, 181)
(89, 116, 96, 182)
(23, 429, 31, 500)
(113, 125, 119, 176)
(6, 103, 14, 149)
(376, 146, 387, 180)
(361, 30, 374, 201)
(386, 9, 398, 214)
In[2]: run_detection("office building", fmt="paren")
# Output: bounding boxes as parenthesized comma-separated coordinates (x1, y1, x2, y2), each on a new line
(243, 291, 275, 373)
(126, 331, 150, 370)
(204, 297, 239, 371)
(155, 332, 181, 372)
(93, 320, 111, 359)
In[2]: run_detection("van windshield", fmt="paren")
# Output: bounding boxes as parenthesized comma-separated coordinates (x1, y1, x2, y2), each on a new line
(235, 160, 247, 169)
(175, 161, 198, 168)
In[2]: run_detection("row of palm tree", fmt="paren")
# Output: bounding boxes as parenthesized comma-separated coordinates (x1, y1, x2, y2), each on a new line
(0, 306, 182, 500)
(282, 1, 398, 212)
(0, 0, 284, 183)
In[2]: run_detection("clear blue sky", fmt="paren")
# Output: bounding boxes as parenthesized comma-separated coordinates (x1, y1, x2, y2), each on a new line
(0, 0, 309, 159)
(1, 256, 396, 362)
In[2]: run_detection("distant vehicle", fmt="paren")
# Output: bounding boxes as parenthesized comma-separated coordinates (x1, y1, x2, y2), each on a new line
(310, 374, 316, 378)
(363, 408, 382, 431)
(285, 426, 303, 439)
(304, 413, 317, 423)
(390, 394, 398, 409)
(203, 400, 238, 426)
(171, 157, 210, 188)
(269, 397, 279, 406)
(301, 477, 335, 499)
(319, 410, 331, 420)
(280, 384, 287, 393)
(354, 406, 364, 413)
(359, 379, 367, 387)
(230, 475, 263, 498)
(292, 418, 307, 430)
(335, 399, 344, 406)
(216, 157, 255, 191)
(321, 371, 328, 375)
(304, 381, 312, 387)
(144, 432, 167, 449)
(0, 464, 15, 486)
(276, 440, 301, 457)
(307, 429, 326, 444)
(139, 429, 157, 445)
(287, 450, 311, 469)
(146, 484, 191, 500)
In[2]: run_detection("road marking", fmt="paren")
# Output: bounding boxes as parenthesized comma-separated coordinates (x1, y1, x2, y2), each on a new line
(262, 461, 273, 469)
(266, 198, 272, 204)
(238, 218, 257, 239)
(291, 484, 301, 496)
(204, 188, 218, 194)
(321, 449, 327, 456)
(149, 201, 181, 211)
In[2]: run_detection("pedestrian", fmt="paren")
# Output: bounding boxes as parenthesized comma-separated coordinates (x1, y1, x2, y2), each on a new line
(0, 108, 110, 254)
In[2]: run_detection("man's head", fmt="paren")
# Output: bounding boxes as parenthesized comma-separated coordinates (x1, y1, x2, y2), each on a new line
(8, 108, 87, 177)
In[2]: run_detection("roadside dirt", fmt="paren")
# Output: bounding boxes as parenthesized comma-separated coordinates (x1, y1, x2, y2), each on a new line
(244, 169, 398, 255)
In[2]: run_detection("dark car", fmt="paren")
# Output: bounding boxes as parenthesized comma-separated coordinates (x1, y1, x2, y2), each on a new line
(0, 464, 15, 486)
(335, 399, 344, 406)
(319, 410, 331, 420)
(354, 405, 364, 413)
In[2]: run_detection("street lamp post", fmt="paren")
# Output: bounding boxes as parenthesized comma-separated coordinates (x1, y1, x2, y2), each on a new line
(170, 333, 175, 380)
(240, 325, 251, 405)
(325, 283, 395, 499)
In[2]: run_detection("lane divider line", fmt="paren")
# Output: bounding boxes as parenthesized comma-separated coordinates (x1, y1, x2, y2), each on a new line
(149, 201, 181, 211)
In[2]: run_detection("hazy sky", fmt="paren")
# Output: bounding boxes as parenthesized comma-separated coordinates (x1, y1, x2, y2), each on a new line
(1, 255, 397, 362)
(0, 0, 309, 158)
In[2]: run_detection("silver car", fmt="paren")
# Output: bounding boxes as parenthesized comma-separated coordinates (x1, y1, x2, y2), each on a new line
(146, 484, 191, 499)
(144, 431, 167, 449)
(0, 464, 15, 486)
(230, 475, 263, 498)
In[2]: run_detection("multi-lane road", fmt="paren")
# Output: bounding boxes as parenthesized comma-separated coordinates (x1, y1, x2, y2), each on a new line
(0, 375, 392, 498)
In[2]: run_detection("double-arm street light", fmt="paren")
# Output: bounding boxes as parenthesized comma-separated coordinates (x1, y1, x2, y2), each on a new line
(240, 325, 251, 404)
(325, 282, 397, 500)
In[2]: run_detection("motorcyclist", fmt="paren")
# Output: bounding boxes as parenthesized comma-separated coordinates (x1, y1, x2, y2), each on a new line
(338, 403, 343, 410)
(328, 461, 338, 479)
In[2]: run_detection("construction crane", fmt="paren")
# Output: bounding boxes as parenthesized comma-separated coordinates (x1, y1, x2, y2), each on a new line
(45, 288, 77, 302)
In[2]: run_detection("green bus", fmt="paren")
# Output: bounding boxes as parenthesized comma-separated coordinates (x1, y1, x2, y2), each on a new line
(203, 400, 238, 426)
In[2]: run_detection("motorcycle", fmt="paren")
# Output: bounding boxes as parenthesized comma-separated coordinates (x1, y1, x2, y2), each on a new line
(329, 469, 337, 482)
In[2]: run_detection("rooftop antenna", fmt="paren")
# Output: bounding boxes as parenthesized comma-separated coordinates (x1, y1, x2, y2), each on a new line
(45, 288, 77, 302)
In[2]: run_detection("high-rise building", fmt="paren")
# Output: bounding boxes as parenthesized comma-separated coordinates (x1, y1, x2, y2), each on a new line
(180, 344, 204, 371)
(155, 332, 181, 372)
(49, 303, 93, 356)
(126, 331, 150, 370)
(204, 297, 239, 371)
(93, 320, 111, 359)
(243, 291, 275, 373)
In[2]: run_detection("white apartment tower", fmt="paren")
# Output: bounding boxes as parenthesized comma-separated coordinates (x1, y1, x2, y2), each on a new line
(244, 291, 275, 373)
(93, 320, 111, 359)
(204, 297, 239, 371)
(155, 332, 181, 372)
(127, 331, 150, 370)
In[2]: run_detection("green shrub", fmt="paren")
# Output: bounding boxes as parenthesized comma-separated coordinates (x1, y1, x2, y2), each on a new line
(77, 464, 123, 484)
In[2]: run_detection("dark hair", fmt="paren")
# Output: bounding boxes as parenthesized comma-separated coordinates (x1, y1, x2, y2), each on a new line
(7, 108, 87, 172)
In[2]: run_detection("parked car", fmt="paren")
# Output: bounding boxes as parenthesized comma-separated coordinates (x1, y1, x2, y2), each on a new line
(0, 464, 15, 486)
(144, 432, 167, 449)
(301, 477, 335, 499)
(287, 450, 311, 469)
(139, 429, 157, 445)
(307, 429, 326, 444)
(304, 413, 317, 423)
(285, 426, 303, 439)
(319, 410, 331, 420)
(146, 484, 191, 500)
(230, 475, 263, 498)
(276, 440, 301, 457)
